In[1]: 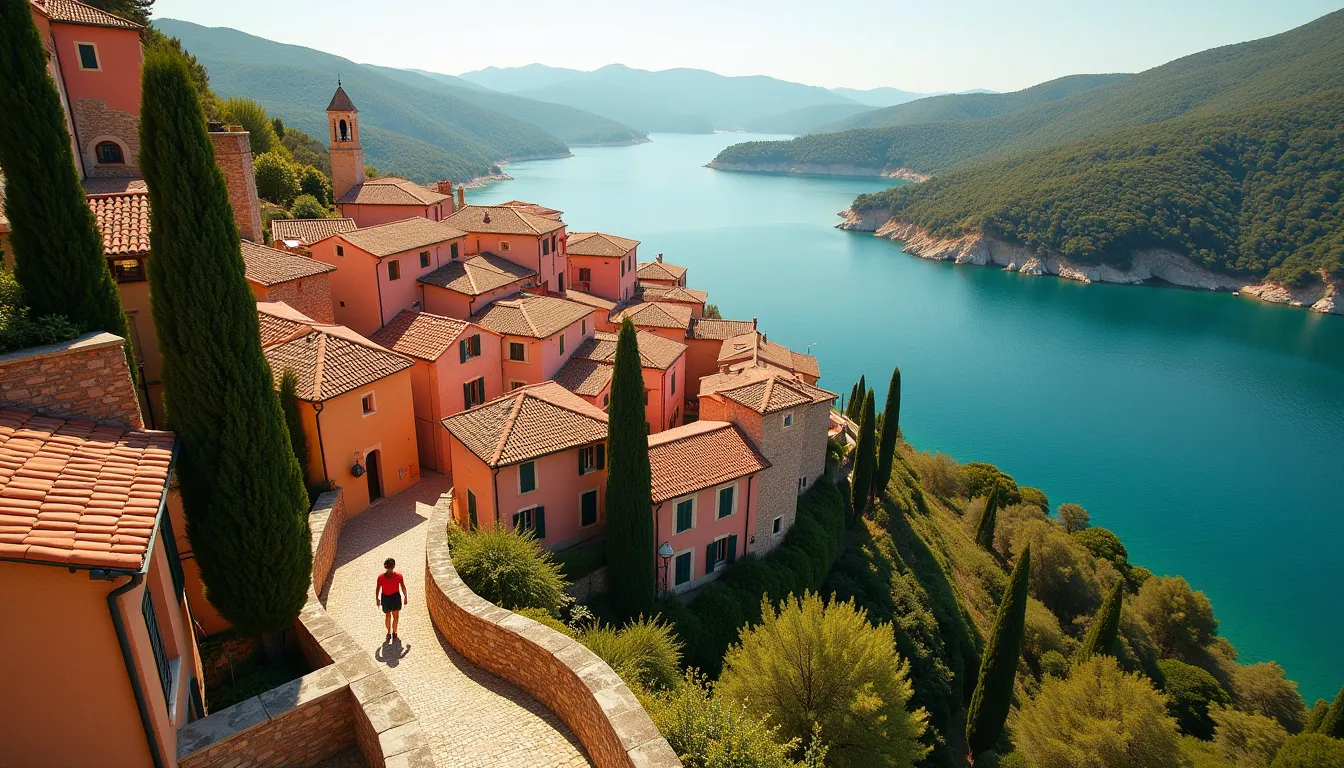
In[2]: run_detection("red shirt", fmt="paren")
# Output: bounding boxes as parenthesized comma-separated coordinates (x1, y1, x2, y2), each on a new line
(377, 572, 404, 596)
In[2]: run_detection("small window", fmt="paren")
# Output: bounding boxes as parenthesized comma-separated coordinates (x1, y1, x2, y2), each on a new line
(512, 506, 544, 538)
(336, 244, 344, 257)
(581, 319, 587, 335)
(519, 461, 537, 494)
(674, 551, 692, 587)
(675, 498, 694, 533)
(508, 342, 526, 362)
(558, 333, 565, 355)
(509, 380, 526, 391)
(717, 485, 735, 519)
(110, 258, 145, 283)
(602, 393, 609, 407)
(578, 443, 605, 475)
(500, 241, 511, 252)
(462, 376, 486, 409)
(542, 238, 550, 256)
(578, 267, 592, 283)
(420, 251, 431, 268)
(711, 537, 729, 571)
(551, 234, 558, 252)
(620, 260, 626, 276)
(783, 413, 794, 427)
(580, 489, 598, 527)
(388, 260, 401, 280)
(773, 516, 783, 535)
(95, 141, 123, 164)
(76, 42, 100, 71)
(459, 334, 482, 362)
(450, 242, 460, 259)
(361, 393, 376, 415)
(671, 376, 675, 396)
(467, 490, 478, 529)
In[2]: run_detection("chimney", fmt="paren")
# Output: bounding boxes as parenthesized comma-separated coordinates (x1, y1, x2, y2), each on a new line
(482, 211, 491, 224)
(456, 187, 466, 211)
(656, 253, 663, 263)
(752, 317, 758, 329)
(209, 129, 263, 242)
(433, 179, 454, 197)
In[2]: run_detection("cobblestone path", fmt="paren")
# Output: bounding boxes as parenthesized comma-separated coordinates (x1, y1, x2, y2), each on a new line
(321, 472, 591, 768)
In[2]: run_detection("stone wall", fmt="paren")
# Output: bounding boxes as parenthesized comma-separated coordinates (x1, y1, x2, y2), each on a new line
(263, 276, 335, 325)
(0, 332, 143, 429)
(75, 98, 140, 178)
(424, 499, 680, 768)
(210, 130, 264, 243)
(563, 565, 608, 603)
(177, 490, 432, 768)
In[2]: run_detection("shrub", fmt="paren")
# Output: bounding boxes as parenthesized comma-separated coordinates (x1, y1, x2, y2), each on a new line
(447, 525, 568, 615)
(908, 451, 964, 499)
(1211, 704, 1289, 767)
(580, 618, 683, 692)
(0, 271, 79, 353)
(221, 97, 279, 154)
(288, 194, 328, 219)
(679, 585, 745, 676)
(1019, 486, 1049, 512)
(298, 165, 332, 205)
(254, 151, 300, 206)
(962, 462, 1021, 505)
(1011, 518, 1102, 624)
(1040, 650, 1070, 680)
(1022, 597, 1069, 674)
(1074, 527, 1129, 571)
(1132, 576, 1217, 662)
(642, 672, 800, 768)
(1057, 503, 1090, 533)
(1015, 655, 1183, 768)
(1232, 662, 1307, 733)
(1270, 733, 1344, 768)
(1159, 658, 1230, 739)
(718, 593, 928, 768)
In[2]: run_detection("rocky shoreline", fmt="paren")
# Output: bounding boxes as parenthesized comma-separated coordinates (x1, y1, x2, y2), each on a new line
(837, 208, 1341, 315)
(706, 161, 930, 182)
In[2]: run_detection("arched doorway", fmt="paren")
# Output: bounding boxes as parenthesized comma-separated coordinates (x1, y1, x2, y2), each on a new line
(365, 449, 382, 503)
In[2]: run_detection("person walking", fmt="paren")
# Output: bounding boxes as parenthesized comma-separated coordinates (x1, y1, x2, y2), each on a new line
(375, 557, 408, 642)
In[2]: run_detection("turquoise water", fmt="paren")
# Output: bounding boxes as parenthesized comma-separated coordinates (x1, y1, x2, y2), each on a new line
(474, 133, 1344, 701)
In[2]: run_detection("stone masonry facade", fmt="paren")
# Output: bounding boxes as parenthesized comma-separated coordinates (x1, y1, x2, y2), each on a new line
(210, 130, 265, 243)
(262, 276, 336, 325)
(75, 99, 140, 178)
(0, 332, 144, 429)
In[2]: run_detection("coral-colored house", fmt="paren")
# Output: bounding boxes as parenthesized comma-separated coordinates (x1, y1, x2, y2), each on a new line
(640, 284, 708, 319)
(418, 252, 538, 319)
(370, 310, 503, 474)
(241, 240, 337, 324)
(308, 217, 469, 337)
(269, 217, 357, 253)
(445, 205, 569, 294)
(612, 301, 693, 343)
(717, 330, 821, 385)
(443, 382, 608, 551)
(260, 310, 418, 515)
(566, 232, 639, 303)
(684, 317, 756, 403)
(560, 330, 687, 432)
(649, 421, 769, 594)
(636, 255, 687, 288)
(562, 289, 619, 332)
(470, 292, 597, 389)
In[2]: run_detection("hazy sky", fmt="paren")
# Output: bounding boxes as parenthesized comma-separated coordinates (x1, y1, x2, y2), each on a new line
(158, 0, 1340, 93)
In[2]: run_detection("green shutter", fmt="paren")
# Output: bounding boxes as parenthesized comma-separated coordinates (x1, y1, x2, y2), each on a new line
(578, 448, 585, 475)
(471, 334, 481, 355)
(520, 462, 535, 493)
(727, 535, 738, 565)
(535, 507, 546, 539)
(581, 491, 597, 527)
(463, 382, 472, 410)
(705, 543, 715, 575)
(460, 339, 467, 363)
(596, 443, 605, 469)
(675, 553, 690, 586)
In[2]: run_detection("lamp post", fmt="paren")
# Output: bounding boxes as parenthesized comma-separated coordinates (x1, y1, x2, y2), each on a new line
(657, 541, 673, 597)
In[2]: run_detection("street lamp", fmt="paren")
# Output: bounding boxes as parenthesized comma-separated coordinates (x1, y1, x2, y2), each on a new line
(657, 541, 674, 596)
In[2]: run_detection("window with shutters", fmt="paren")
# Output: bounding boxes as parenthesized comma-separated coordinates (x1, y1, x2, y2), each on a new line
(459, 334, 482, 362)
(462, 377, 486, 409)
(551, 235, 558, 253)
(716, 484, 736, 519)
(705, 535, 734, 574)
(467, 490, 478, 529)
(542, 238, 550, 256)
(578, 267, 592, 282)
(450, 242, 460, 259)
(387, 260, 401, 280)
(578, 443, 605, 474)
(675, 497, 694, 533)
(420, 251, 431, 268)
(558, 333, 565, 356)
(674, 551, 692, 587)
(513, 506, 544, 538)
(580, 490, 598, 527)
(509, 342, 527, 362)
(518, 461, 537, 494)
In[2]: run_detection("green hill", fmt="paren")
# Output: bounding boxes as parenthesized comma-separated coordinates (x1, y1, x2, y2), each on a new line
(156, 20, 573, 182)
(744, 103, 876, 135)
(828, 85, 935, 107)
(851, 91, 1344, 286)
(510, 81, 714, 134)
(712, 9, 1344, 175)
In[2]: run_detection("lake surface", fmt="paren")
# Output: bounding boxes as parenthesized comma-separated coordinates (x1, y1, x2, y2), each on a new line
(474, 133, 1344, 700)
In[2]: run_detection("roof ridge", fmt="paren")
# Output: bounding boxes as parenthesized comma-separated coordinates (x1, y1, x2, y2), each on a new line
(760, 376, 775, 410)
(491, 389, 530, 466)
(311, 332, 327, 400)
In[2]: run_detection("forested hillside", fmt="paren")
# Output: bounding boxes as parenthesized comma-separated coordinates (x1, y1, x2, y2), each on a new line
(851, 92, 1344, 286)
(156, 20, 574, 182)
(712, 9, 1344, 175)
(744, 102, 875, 135)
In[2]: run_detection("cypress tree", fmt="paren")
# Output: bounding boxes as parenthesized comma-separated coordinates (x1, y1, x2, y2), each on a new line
(0, 0, 130, 345)
(847, 382, 859, 420)
(1078, 579, 1124, 662)
(604, 318, 655, 620)
(279, 368, 310, 489)
(139, 47, 310, 653)
(875, 366, 902, 494)
(850, 389, 876, 524)
(966, 545, 1031, 757)
(1319, 685, 1344, 738)
(974, 481, 999, 550)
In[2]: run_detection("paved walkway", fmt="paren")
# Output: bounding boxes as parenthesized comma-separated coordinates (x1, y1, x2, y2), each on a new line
(321, 472, 591, 768)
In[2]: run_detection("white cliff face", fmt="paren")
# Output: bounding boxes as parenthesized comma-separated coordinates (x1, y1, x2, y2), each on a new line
(837, 213, 1343, 315)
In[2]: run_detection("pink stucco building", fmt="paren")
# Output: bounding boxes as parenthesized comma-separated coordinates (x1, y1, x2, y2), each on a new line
(565, 232, 639, 303)
(636, 255, 687, 288)
(717, 330, 821, 385)
(469, 292, 597, 389)
(639, 284, 708, 319)
(613, 301, 694, 343)
(684, 317, 756, 404)
(444, 206, 569, 295)
(371, 310, 503, 474)
(418, 252, 537, 318)
(443, 382, 609, 551)
(555, 330, 687, 432)
(308, 217, 469, 336)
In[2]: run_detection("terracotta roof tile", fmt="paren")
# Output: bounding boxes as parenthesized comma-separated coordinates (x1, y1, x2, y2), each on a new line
(270, 218, 356, 246)
(336, 178, 447, 206)
(241, 240, 336, 286)
(562, 289, 617, 312)
(637, 260, 687, 282)
(553, 357, 613, 397)
(0, 409, 172, 569)
(32, 0, 141, 29)
(567, 232, 639, 258)
(443, 382, 607, 468)
(418, 253, 536, 296)
(717, 331, 819, 379)
(336, 217, 466, 257)
(687, 317, 756, 341)
(370, 310, 482, 361)
(257, 302, 316, 347)
(87, 192, 149, 257)
(444, 205, 566, 236)
(613, 301, 693, 330)
(327, 86, 357, 112)
(648, 421, 769, 503)
(263, 325, 412, 401)
(699, 367, 836, 414)
(499, 201, 563, 220)
(640, 284, 708, 304)
(574, 331, 685, 371)
(471, 293, 594, 339)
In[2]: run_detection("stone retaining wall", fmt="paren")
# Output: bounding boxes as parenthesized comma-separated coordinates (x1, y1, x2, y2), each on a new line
(176, 490, 431, 768)
(563, 565, 608, 603)
(424, 497, 680, 768)
(0, 332, 143, 429)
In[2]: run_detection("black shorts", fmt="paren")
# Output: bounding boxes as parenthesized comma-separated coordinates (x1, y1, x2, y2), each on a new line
(381, 593, 402, 613)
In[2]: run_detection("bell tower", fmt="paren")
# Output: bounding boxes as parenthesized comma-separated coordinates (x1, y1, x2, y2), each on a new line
(327, 81, 365, 204)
